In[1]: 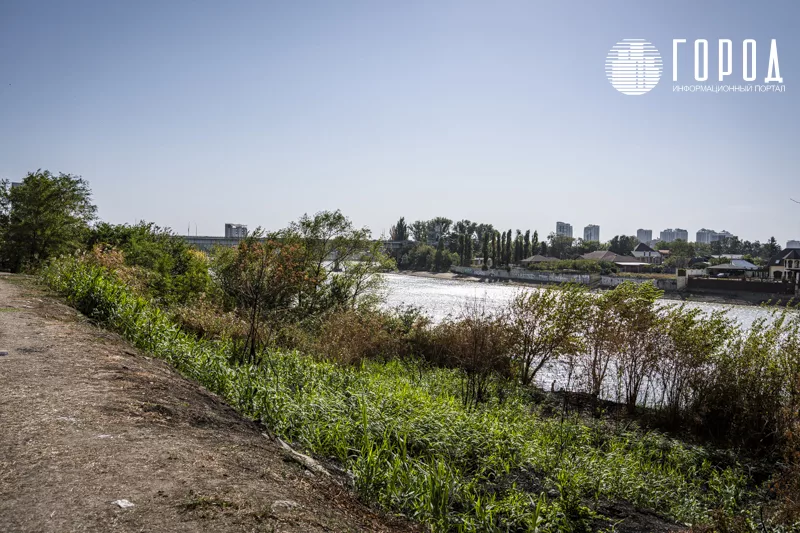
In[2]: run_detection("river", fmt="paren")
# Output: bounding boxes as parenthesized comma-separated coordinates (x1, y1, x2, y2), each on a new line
(381, 273, 776, 329)
(381, 272, 783, 394)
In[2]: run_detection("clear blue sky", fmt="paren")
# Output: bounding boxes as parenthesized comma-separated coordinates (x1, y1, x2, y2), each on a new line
(1, 1, 798, 244)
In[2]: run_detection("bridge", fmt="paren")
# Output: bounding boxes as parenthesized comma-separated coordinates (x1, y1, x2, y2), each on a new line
(180, 236, 409, 254)
(179, 235, 248, 251)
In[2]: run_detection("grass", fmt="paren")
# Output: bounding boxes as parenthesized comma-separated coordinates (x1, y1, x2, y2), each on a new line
(39, 257, 760, 532)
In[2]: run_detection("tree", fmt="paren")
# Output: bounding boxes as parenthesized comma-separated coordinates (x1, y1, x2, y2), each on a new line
(464, 231, 473, 265)
(482, 232, 489, 270)
(457, 234, 465, 264)
(389, 217, 409, 241)
(212, 231, 309, 363)
(491, 231, 498, 268)
(434, 237, 445, 271)
(547, 233, 575, 260)
(612, 282, 665, 413)
(505, 230, 512, 266)
(428, 217, 452, 243)
(0, 170, 97, 272)
(286, 210, 393, 317)
(608, 235, 638, 256)
(410, 220, 428, 242)
(667, 240, 695, 269)
(765, 236, 781, 259)
(532, 230, 539, 254)
(475, 223, 494, 249)
(523, 230, 531, 259)
(509, 285, 589, 386)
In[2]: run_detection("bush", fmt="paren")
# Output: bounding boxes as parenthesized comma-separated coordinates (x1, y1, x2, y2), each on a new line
(314, 308, 399, 364)
(87, 222, 212, 304)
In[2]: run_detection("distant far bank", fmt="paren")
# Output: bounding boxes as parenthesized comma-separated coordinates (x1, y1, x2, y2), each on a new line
(390, 270, 781, 308)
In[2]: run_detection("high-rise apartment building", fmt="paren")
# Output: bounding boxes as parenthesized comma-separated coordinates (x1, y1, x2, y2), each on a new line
(225, 223, 248, 239)
(636, 229, 652, 243)
(583, 224, 600, 242)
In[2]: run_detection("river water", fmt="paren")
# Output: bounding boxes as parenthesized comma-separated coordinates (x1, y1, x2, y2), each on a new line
(381, 273, 775, 328)
(381, 273, 784, 395)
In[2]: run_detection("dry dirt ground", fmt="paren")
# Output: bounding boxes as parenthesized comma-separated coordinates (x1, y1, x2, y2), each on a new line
(0, 274, 416, 533)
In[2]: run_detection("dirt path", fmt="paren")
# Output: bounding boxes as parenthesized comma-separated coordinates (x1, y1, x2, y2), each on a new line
(0, 275, 415, 533)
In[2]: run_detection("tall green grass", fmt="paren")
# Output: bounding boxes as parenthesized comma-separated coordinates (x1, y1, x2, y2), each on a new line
(41, 257, 754, 531)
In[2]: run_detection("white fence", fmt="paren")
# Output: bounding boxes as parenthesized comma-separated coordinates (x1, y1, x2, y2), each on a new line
(451, 266, 591, 284)
(452, 266, 678, 291)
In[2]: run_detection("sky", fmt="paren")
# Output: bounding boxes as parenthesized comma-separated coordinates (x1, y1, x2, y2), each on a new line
(1, 1, 798, 244)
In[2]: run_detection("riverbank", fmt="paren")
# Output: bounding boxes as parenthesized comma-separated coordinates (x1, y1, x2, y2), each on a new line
(395, 270, 771, 307)
(0, 274, 415, 533)
(37, 262, 769, 532)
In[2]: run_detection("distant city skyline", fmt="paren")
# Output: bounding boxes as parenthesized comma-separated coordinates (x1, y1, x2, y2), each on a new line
(1, 1, 799, 244)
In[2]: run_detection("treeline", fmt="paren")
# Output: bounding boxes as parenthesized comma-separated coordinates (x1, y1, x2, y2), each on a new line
(387, 215, 785, 272)
(388, 216, 631, 272)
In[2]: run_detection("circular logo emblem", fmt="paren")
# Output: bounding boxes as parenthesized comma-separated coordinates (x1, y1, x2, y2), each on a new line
(606, 39, 662, 95)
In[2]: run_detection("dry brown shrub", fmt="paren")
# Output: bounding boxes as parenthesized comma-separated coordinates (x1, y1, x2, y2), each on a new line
(314, 309, 398, 364)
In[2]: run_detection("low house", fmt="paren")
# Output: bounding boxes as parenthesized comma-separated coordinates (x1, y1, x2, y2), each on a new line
(579, 251, 648, 272)
(580, 250, 625, 262)
(632, 242, 662, 264)
(707, 260, 762, 278)
(520, 254, 559, 265)
(613, 260, 652, 273)
(768, 248, 800, 281)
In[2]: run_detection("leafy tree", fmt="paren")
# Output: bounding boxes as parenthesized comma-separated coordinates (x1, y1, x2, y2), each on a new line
(523, 230, 531, 259)
(389, 217, 409, 241)
(509, 285, 589, 386)
(667, 240, 695, 268)
(482, 232, 489, 270)
(410, 220, 428, 242)
(0, 170, 96, 271)
(428, 217, 452, 243)
(547, 233, 575, 260)
(492, 231, 498, 268)
(475, 223, 494, 248)
(531, 230, 539, 254)
(212, 231, 310, 363)
(505, 230, 512, 265)
(286, 210, 393, 317)
(89, 221, 211, 303)
(765, 236, 781, 259)
(608, 235, 638, 256)
(434, 237, 445, 271)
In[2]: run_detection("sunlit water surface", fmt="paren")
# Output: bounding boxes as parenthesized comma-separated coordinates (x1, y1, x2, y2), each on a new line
(380, 273, 785, 395)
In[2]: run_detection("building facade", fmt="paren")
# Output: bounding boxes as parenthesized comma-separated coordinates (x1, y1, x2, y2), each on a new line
(224, 223, 248, 239)
(696, 228, 737, 244)
(696, 228, 715, 244)
(583, 224, 600, 242)
(636, 229, 652, 243)
(768, 248, 800, 281)
(659, 228, 688, 243)
(632, 242, 662, 264)
(556, 221, 573, 238)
